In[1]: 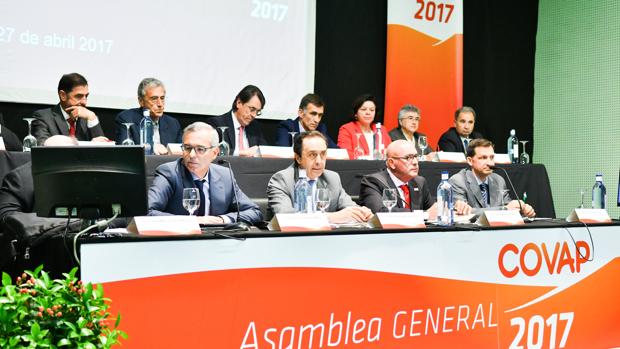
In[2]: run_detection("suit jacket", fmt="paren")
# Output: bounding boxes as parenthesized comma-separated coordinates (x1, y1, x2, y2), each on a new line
(0, 124, 23, 151)
(31, 104, 105, 145)
(148, 159, 262, 224)
(449, 168, 511, 211)
(337, 121, 392, 160)
(206, 111, 267, 154)
(359, 169, 433, 213)
(437, 127, 483, 153)
(274, 118, 338, 148)
(387, 128, 433, 154)
(267, 164, 357, 215)
(0, 163, 33, 223)
(114, 108, 182, 146)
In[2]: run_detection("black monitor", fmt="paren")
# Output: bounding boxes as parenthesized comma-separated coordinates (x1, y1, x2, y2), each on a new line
(32, 146, 147, 219)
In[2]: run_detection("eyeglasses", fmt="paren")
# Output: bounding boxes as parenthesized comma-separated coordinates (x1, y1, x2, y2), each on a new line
(181, 144, 216, 155)
(390, 154, 418, 163)
(399, 116, 421, 122)
(248, 105, 262, 116)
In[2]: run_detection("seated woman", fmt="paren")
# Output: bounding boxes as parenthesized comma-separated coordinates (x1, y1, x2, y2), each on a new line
(337, 94, 391, 159)
(388, 104, 435, 160)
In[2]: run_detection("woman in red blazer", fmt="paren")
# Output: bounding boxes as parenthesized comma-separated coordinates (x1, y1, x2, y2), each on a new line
(337, 94, 391, 159)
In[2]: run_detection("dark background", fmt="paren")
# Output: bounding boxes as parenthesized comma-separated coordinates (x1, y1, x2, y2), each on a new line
(0, 0, 538, 155)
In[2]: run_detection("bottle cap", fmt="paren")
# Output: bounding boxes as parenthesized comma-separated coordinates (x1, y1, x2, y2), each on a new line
(441, 170, 449, 180)
(510, 129, 515, 136)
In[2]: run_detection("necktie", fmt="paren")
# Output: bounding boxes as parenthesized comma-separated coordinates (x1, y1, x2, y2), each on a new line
(480, 183, 489, 208)
(238, 126, 245, 151)
(463, 139, 469, 152)
(194, 179, 207, 216)
(399, 184, 411, 209)
(68, 118, 76, 137)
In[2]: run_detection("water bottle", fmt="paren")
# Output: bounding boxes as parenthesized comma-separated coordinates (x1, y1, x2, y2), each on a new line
(591, 173, 606, 209)
(507, 129, 519, 163)
(436, 171, 454, 226)
(373, 123, 385, 160)
(294, 169, 313, 213)
(139, 109, 153, 155)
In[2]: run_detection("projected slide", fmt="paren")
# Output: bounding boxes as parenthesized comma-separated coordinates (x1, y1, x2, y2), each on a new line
(0, 0, 315, 119)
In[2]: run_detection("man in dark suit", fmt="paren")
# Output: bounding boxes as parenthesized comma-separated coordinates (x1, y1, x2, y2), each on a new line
(114, 78, 182, 154)
(437, 106, 483, 153)
(206, 85, 267, 157)
(148, 122, 262, 225)
(360, 140, 472, 216)
(0, 122, 23, 151)
(274, 93, 337, 148)
(449, 138, 535, 217)
(31, 73, 108, 145)
(388, 104, 435, 160)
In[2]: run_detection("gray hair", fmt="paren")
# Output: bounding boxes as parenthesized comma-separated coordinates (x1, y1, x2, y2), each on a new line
(183, 122, 219, 147)
(398, 104, 421, 120)
(137, 78, 165, 99)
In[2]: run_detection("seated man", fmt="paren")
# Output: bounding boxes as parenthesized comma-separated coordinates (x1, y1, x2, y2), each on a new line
(449, 138, 535, 217)
(0, 122, 23, 151)
(359, 140, 471, 215)
(114, 78, 182, 154)
(274, 93, 337, 148)
(206, 85, 268, 157)
(32, 73, 109, 145)
(148, 122, 263, 225)
(437, 106, 483, 153)
(388, 104, 435, 159)
(267, 131, 373, 223)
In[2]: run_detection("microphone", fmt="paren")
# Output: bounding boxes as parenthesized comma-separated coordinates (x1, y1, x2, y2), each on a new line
(216, 159, 249, 231)
(488, 165, 524, 216)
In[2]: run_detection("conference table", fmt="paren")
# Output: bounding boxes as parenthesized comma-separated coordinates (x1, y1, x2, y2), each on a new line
(0, 151, 556, 218)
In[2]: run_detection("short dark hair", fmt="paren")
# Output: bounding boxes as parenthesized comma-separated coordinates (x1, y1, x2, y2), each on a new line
(57, 73, 88, 93)
(466, 138, 494, 157)
(293, 131, 327, 158)
(299, 93, 325, 110)
(232, 85, 265, 111)
(351, 94, 376, 120)
(455, 106, 476, 121)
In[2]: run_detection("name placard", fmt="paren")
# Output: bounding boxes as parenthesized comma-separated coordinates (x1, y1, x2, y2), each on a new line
(270, 212, 331, 232)
(370, 211, 425, 229)
(127, 216, 201, 236)
(326, 148, 350, 160)
(258, 145, 294, 158)
(167, 143, 183, 155)
(77, 140, 116, 146)
(566, 208, 612, 224)
(494, 153, 511, 164)
(477, 210, 524, 227)
(437, 151, 466, 163)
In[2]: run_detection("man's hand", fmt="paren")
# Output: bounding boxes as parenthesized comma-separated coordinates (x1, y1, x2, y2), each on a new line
(425, 202, 438, 221)
(154, 143, 169, 155)
(91, 136, 111, 143)
(454, 200, 472, 215)
(65, 106, 97, 122)
(506, 200, 536, 218)
(238, 145, 260, 157)
(327, 206, 373, 223)
(423, 151, 437, 161)
(197, 216, 226, 224)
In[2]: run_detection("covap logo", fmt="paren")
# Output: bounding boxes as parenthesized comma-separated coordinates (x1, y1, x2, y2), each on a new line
(498, 241, 591, 278)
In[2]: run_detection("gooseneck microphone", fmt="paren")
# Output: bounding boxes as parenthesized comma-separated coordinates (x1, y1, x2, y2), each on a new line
(488, 165, 524, 215)
(216, 159, 249, 231)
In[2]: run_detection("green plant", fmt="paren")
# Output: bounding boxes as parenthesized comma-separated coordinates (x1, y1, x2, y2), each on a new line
(0, 266, 126, 348)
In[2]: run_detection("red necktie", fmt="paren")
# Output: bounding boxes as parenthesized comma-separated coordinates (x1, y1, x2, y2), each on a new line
(68, 118, 76, 137)
(238, 126, 245, 151)
(399, 184, 411, 209)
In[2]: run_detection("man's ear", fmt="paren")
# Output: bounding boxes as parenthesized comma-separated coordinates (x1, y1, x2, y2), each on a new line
(58, 90, 67, 102)
(294, 154, 301, 166)
(466, 156, 473, 166)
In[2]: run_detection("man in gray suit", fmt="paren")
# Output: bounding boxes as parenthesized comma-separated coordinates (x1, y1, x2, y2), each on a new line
(148, 122, 262, 225)
(31, 73, 108, 145)
(267, 131, 373, 223)
(449, 138, 535, 217)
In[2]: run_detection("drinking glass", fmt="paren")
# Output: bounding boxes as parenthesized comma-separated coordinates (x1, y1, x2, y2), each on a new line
(382, 188, 397, 213)
(288, 131, 298, 148)
(121, 123, 135, 145)
(22, 118, 38, 152)
(519, 140, 530, 164)
(353, 133, 365, 160)
(418, 135, 428, 160)
(578, 189, 585, 209)
(499, 189, 512, 209)
(217, 126, 230, 156)
(182, 188, 200, 216)
(315, 188, 330, 213)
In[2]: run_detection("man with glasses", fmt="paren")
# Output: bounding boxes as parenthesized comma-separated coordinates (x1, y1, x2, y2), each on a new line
(148, 122, 262, 225)
(359, 140, 472, 215)
(267, 131, 372, 223)
(32, 73, 109, 145)
(274, 93, 337, 148)
(206, 85, 268, 157)
(388, 104, 435, 159)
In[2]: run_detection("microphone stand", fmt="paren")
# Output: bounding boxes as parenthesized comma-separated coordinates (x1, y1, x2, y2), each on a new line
(489, 165, 526, 218)
(216, 159, 250, 232)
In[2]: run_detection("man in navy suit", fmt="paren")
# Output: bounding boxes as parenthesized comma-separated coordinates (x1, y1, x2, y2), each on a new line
(114, 78, 182, 154)
(437, 106, 483, 153)
(206, 85, 267, 157)
(148, 122, 262, 225)
(274, 93, 337, 148)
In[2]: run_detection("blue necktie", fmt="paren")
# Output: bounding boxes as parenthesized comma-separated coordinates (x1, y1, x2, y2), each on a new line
(463, 139, 469, 152)
(194, 179, 206, 216)
(480, 183, 489, 208)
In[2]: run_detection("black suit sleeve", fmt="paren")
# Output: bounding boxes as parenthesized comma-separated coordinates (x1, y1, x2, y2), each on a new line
(359, 175, 409, 213)
(0, 125, 23, 151)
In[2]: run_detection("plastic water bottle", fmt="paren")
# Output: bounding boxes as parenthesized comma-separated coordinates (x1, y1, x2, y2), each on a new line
(294, 169, 313, 213)
(507, 129, 519, 163)
(373, 122, 385, 160)
(436, 171, 454, 226)
(591, 173, 606, 209)
(139, 109, 153, 155)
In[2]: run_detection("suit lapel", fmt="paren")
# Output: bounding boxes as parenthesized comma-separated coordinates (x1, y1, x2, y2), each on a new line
(408, 180, 419, 210)
(379, 171, 403, 208)
(225, 113, 236, 150)
(208, 167, 225, 215)
(52, 105, 70, 136)
(466, 170, 485, 207)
